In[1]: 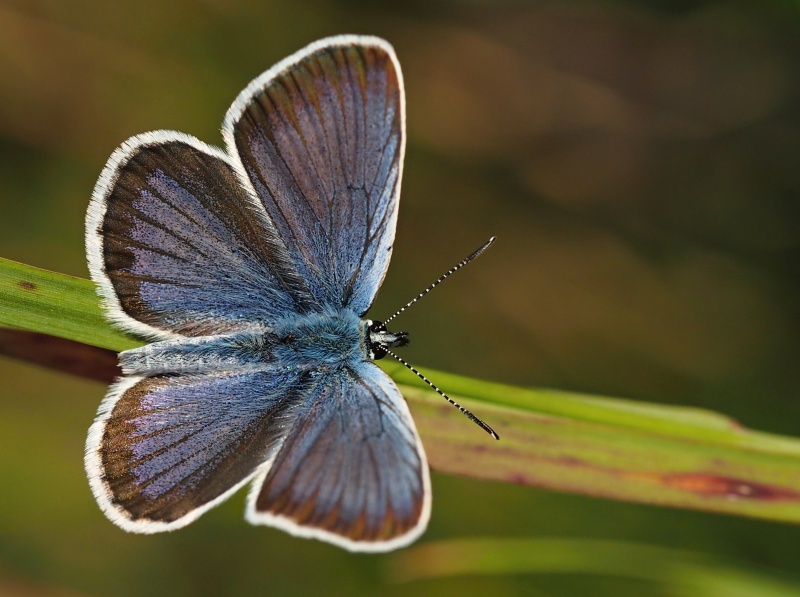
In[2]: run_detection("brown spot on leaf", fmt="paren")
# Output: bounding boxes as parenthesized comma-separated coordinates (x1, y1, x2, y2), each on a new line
(629, 471, 800, 501)
(509, 473, 532, 485)
(17, 280, 37, 291)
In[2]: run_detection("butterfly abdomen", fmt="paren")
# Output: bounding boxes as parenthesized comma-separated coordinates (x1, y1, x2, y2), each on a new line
(119, 333, 279, 375)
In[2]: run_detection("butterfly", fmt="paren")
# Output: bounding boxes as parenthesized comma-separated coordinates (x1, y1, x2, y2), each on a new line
(84, 35, 496, 553)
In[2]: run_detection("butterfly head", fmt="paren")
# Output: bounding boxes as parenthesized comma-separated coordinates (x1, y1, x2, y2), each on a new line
(366, 319, 409, 360)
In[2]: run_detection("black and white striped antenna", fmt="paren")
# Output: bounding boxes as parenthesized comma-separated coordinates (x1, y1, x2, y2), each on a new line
(380, 236, 499, 440)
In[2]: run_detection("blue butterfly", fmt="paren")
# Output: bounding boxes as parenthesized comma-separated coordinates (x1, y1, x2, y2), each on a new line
(85, 35, 495, 552)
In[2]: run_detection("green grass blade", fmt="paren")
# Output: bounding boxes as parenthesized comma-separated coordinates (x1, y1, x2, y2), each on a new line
(389, 538, 800, 596)
(401, 378, 800, 523)
(4, 257, 800, 523)
(0, 257, 139, 351)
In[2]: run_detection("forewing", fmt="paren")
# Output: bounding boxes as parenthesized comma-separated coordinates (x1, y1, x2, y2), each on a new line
(86, 132, 314, 339)
(224, 35, 404, 315)
(85, 367, 307, 532)
(247, 363, 430, 552)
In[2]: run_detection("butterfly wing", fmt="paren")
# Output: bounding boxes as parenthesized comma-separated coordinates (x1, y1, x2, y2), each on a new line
(224, 35, 404, 316)
(86, 133, 316, 339)
(86, 367, 308, 531)
(89, 36, 404, 332)
(246, 363, 430, 552)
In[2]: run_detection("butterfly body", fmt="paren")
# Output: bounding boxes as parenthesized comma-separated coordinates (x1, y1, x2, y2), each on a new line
(120, 308, 371, 375)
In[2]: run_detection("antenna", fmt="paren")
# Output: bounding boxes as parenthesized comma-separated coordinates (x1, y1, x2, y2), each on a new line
(378, 236, 499, 440)
(383, 347, 499, 440)
(383, 236, 496, 326)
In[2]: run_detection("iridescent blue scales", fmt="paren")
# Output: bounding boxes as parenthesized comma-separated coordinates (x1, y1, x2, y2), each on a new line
(85, 36, 431, 551)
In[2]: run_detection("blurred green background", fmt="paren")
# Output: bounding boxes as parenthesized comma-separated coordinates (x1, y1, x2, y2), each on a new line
(2, 0, 800, 595)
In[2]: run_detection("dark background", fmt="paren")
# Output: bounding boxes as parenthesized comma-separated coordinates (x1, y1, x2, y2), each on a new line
(1, 1, 799, 595)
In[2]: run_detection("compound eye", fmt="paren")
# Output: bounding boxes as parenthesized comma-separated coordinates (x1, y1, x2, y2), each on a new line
(370, 343, 388, 360)
(368, 320, 386, 333)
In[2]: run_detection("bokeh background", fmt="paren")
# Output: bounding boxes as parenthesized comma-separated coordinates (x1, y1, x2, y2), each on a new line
(2, 0, 800, 595)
